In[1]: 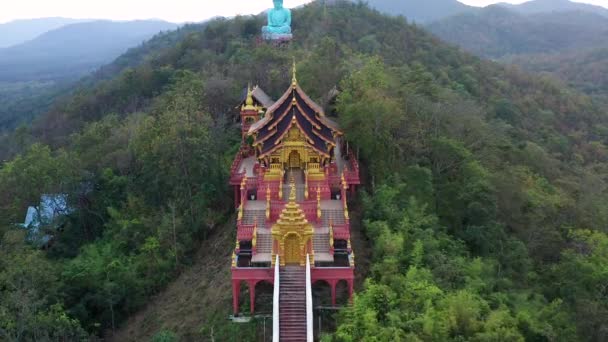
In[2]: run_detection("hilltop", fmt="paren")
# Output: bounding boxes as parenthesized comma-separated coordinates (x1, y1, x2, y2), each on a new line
(2, 1, 608, 340)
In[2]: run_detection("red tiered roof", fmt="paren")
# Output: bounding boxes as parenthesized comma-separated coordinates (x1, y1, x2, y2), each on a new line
(248, 82, 342, 158)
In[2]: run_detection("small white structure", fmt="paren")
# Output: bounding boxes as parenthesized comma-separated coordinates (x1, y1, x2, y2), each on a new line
(22, 194, 71, 246)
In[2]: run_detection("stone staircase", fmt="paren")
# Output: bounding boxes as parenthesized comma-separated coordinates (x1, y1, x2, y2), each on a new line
(256, 233, 272, 253)
(313, 232, 333, 263)
(279, 266, 307, 341)
(242, 209, 266, 228)
(322, 209, 345, 226)
(313, 233, 330, 254)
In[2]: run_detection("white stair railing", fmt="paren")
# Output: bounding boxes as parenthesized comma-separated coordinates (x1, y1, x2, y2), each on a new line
(306, 254, 313, 342)
(273, 255, 280, 342)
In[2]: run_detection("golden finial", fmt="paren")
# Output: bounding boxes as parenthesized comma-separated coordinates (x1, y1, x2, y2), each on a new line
(292, 58, 297, 87)
(329, 223, 334, 248)
(317, 187, 322, 219)
(244, 84, 255, 110)
(289, 177, 297, 202)
(252, 218, 258, 250)
(279, 170, 284, 200)
(304, 170, 309, 200)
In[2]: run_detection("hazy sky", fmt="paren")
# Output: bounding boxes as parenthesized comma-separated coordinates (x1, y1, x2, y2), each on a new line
(1, 0, 607, 24)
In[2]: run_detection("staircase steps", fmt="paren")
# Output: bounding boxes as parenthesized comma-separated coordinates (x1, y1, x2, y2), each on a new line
(279, 266, 307, 341)
(322, 209, 345, 226)
(256, 233, 272, 253)
(313, 233, 330, 253)
(242, 209, 266, 228)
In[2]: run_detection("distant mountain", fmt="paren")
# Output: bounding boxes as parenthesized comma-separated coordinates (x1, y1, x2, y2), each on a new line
(0, 18, 91, 48)
(498, 0, 608, 17)
(0, 20, 179, 82)
(364, 0, 473, 23)
(427, 6, 608, 58)
(363, 0, 608, 23)
(427, 4, 608, 101)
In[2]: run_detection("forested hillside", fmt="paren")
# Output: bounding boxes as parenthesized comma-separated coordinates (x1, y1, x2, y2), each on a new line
(2, 1, 608, 341)
(428, 6, 608, 105)
(507, 48, 608, 102)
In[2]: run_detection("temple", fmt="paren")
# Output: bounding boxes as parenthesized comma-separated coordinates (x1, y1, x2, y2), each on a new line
(230, 65, 360, 338)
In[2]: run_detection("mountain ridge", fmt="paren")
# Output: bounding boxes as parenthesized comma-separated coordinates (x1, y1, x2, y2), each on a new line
(0, 19, 179, 82)
(427, 6, 608, 58)
(0, 17, 92, 48)
(363, 0, 608, 22)
(496, 0, 608, 16)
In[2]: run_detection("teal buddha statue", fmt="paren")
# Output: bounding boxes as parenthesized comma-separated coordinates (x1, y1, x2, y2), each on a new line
(262, 0, 293, 40)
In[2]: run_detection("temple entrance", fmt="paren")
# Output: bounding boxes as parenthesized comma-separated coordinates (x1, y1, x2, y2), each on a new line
(284, 234, 300, 265)
(288, 150, 301, 169)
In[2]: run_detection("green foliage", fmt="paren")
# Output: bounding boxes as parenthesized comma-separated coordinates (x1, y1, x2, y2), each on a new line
(0, 238, 88, 341)
(1, 1, 608, 339)
(152, 330, 178, 342)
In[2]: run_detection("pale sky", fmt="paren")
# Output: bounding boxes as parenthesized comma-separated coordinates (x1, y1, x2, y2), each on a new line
(0, 0, 607, 24)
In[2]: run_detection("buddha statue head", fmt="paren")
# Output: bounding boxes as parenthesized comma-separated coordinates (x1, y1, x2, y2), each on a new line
(273, 0, 284, 9)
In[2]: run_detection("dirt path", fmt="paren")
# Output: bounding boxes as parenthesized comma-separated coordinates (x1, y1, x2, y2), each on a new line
(108, 225, 234, 341)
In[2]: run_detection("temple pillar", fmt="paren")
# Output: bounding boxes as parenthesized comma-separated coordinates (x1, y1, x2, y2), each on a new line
(232, 280, 241, 315)
(248, 280, 257, 314)
(348, 280, 354, 303)
(329, 279, 337, 307)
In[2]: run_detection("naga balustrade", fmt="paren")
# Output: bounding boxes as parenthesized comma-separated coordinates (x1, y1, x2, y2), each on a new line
(272, 255, 280, 342)
(345, 149, 361, 185)
(332, 223, 351, 240)
(306, 254, 313, 342)
(237, 223, 256, 241)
